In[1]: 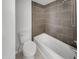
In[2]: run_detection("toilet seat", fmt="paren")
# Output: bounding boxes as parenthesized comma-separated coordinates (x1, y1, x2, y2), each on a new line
(23, 41, 36, 57)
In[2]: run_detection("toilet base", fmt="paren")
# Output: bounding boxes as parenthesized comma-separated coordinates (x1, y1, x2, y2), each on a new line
(24, 56, 35, 59)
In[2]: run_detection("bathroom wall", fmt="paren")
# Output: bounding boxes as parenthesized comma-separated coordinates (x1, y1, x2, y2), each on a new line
(32, 2, 45, 37)
(32, 0, 77, 46)
(45, 0, 77, 46)
(2, 0, 15, 59)
(16, 0, 32, 53)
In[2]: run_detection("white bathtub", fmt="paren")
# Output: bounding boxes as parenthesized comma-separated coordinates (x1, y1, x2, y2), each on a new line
(34, 33, 77, 59)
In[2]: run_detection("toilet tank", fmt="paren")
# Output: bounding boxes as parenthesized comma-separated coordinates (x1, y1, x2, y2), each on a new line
(19, 30, 31, 44)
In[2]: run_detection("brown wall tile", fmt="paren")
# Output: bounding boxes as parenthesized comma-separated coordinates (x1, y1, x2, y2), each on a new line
(32, 0, 77, 47)
(45, 0, 77, 46)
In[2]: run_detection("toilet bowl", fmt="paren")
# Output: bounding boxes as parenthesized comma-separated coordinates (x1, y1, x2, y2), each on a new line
(23, 41, 36, 59)
(19, 32, 36, 59)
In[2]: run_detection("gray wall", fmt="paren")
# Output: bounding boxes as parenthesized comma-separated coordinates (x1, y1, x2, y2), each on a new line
(16, 0, 32, 53)
(45, 0, 77, 45)
(32, 0, 77, 46)
(32, 2, 45, 37)
(2, 0, 15, 59)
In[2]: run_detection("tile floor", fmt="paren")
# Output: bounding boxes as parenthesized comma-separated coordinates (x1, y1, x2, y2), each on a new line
(16, 49, 44, 59)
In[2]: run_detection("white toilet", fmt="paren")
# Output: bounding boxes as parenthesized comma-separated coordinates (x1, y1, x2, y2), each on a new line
(19, 32, 36, 59)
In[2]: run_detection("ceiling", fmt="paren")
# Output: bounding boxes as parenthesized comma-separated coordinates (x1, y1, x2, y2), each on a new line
(32, 0, 56, 5)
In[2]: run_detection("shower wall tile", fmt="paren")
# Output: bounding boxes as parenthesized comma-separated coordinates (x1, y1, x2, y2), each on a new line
(32, 0, 76, 47)
(45, 0, 77, 46)
(32, 3, 45, 37)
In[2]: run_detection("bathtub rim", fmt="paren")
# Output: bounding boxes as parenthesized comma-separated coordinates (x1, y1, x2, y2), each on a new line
(33, 33, 77, 50)
(34, 33, 77, 59)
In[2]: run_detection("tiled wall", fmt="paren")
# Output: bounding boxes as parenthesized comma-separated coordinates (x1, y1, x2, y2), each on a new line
(32, 2, 45, 37)
(32, 0, 77, 47)
(45, 0, 77, 46)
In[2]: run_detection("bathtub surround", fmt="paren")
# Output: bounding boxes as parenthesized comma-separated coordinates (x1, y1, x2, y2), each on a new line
(32, 0, 77, 47)
(45, 0, 77, 46)
(32, 2, 45, 36)
(16, 0, 32, 53)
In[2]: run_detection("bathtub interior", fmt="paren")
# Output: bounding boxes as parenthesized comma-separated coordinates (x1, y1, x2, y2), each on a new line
(34, 33, 77, 59)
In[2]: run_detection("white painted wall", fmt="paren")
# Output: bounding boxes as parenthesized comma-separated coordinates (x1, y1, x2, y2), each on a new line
(32, 0, 56, 5)
(2, 0, 15, 59)
(16, 0, 32, 52)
